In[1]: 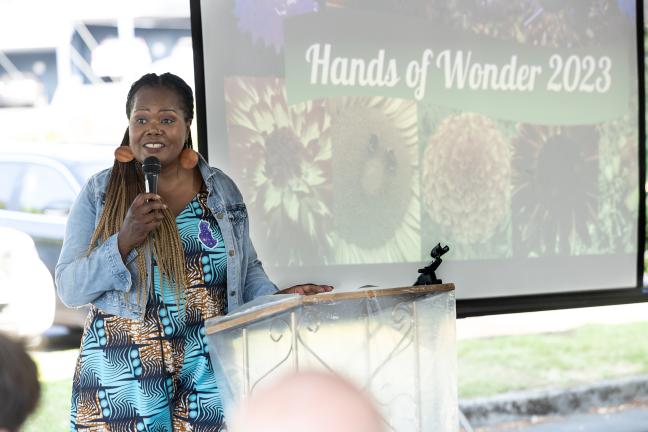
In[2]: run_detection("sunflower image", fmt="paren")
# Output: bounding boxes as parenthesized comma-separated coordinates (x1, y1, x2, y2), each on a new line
(234, 0, 319, 53)
(422, 112, 512, 247)
(512, 124, 599, 256)
(327, 97, 420, 264)
(225, 77, 333, 266)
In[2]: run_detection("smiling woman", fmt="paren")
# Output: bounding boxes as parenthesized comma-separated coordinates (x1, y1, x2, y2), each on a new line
(54, 72, 332, 432)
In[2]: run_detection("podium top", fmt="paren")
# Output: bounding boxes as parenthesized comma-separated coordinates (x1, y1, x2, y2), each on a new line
(205, 283, 454, 334)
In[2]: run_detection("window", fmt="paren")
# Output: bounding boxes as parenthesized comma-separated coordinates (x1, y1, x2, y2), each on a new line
(17, 164, 76, 215)
(0, 162, 25, 210)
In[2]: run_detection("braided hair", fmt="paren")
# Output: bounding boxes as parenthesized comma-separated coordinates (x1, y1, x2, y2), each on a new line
(88, 73, 195, 306)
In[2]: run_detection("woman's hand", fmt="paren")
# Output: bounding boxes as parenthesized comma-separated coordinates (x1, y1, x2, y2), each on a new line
(117, 193, 167, 260)
(276, 284, 334, 295)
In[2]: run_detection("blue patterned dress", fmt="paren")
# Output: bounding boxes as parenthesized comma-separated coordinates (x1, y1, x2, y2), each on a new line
(71, 192, 228, 431)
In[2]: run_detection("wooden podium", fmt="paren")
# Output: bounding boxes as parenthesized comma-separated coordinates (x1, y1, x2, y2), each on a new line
(205, 284, 457, 431)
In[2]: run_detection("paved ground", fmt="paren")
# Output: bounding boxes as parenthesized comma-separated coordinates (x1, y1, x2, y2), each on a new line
(461, 375, 648, 430)
(483, 403, 648, 432)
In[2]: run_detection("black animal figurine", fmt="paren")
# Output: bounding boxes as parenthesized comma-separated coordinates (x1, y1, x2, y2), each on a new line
(414, 243, 450, 286)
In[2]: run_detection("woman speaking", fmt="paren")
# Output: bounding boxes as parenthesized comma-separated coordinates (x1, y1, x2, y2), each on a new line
(56, 72, 332, 431)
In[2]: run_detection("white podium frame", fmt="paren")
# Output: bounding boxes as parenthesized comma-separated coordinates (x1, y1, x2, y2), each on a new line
(206, 284, 457, 431)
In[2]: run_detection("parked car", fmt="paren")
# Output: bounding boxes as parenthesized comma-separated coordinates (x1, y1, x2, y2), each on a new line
(0, 143, 115, 328)
(0, 73, 47, 108)
(0, 227, 55, 339)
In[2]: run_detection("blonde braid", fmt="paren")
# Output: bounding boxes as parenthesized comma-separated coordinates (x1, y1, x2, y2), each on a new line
(88, 132, 188, 308)
(152, 208, 187, 306)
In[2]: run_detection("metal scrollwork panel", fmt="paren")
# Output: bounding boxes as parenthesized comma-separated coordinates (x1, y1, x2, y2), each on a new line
(248, 316, 294, 393)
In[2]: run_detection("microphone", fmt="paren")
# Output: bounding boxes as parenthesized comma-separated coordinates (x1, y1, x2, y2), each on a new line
(142, 156, 161, 194)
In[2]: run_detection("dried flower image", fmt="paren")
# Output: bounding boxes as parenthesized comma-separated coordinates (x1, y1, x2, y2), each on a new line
(225, 77, 333, 266)
(520, 1, 614, 48)
(512, 124, 599, 256)
(327, 97, 420, 264)
(424, 0, 528, 42)
(423, 0, 630, 47)
(422, 112, 512, 245)
(325, 0, 428, 16)
(234, 0, 319, 53)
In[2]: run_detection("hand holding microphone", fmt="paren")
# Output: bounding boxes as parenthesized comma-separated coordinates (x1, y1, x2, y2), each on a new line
(117, 157, 166, 260)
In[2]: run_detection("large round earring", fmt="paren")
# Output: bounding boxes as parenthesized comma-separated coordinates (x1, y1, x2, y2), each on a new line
(179, 148, 199, 169)
(115, 146, 134, 163)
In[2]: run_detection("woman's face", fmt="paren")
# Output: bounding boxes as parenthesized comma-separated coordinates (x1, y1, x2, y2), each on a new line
(128, 85, 191, 168)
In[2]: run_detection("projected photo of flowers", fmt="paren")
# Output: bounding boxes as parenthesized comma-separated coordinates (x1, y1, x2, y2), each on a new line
(204, 0, 641, 296)
(511, 118, 637, 257)
(423, 0, 633, 47)
(325, 0, 428, 16)
(512, 125, 599, 256)
(327, 96, 420, 264)
(224, 77, 333, 266)
(420, 110, 513, 259)
(593, 116, 638, 254)
(234, 0, 319, 53)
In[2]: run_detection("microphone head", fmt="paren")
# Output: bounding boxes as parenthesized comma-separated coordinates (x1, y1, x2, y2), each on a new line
(142, 156, 161, 175)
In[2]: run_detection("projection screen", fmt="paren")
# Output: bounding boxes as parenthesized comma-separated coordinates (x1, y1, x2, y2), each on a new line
(192, 0, 645, 313)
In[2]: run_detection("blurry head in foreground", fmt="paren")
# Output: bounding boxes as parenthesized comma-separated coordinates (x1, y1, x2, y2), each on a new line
(230, 371, 385, 432)
(0, 332, 40, 432)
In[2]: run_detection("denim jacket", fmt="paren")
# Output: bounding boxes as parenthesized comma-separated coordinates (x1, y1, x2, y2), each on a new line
(55, 156, 277, 320)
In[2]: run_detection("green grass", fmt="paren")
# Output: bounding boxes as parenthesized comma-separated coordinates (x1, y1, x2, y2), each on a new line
(22, 349, 76, 432)
(22, 378, 72, 432)
(458, 321, 648, 398)
(20, 321, 648, 431)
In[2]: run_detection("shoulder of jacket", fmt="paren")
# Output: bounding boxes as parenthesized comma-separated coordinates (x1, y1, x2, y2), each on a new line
(85, 167, 112, 194)
(205, 164, 226, 177)
(203, 165, 243, 201)
(205, 165, 236, 186)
